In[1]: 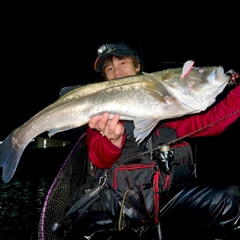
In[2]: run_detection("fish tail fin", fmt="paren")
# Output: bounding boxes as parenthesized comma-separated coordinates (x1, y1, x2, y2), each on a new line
(0, 133, 25, 183)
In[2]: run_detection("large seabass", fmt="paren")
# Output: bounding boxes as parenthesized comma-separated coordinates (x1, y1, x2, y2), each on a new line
(0, 60, 231, 183)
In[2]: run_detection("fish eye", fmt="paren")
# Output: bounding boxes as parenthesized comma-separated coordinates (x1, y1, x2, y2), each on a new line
(197, 68, 205, 74)
(192, 67, 205, 74)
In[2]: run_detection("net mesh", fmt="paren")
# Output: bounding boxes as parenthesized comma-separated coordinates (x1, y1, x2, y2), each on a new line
(38, 133, 89, 240)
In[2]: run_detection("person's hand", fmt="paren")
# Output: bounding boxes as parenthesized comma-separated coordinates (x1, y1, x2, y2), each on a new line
(88, 113, 125, 147)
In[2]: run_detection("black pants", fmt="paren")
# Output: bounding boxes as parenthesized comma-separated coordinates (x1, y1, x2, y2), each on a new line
(159, 185, 240, 240)
(68, 185, 240, 240)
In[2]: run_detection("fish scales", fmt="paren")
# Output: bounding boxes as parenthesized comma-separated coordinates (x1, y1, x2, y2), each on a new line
(0, 60, 231, 183)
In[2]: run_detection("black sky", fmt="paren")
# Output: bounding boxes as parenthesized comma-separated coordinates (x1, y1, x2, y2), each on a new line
(1, 1, 239, 141)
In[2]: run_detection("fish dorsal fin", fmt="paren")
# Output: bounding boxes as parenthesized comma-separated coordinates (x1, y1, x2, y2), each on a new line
(133, 116, 162, 143)
(181, 60, 194, 78)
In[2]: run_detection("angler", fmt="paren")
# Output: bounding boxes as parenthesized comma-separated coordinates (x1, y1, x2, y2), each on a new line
(39, 42, 240, 240)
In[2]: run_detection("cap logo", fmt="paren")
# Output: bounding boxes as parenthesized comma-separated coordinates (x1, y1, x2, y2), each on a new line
(110, 47, 116, 52)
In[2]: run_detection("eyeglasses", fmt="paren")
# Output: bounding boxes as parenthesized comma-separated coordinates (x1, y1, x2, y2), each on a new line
(97, 43, 117, 56)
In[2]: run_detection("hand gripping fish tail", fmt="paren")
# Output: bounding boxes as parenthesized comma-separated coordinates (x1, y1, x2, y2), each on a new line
(0, 60, 234, 183)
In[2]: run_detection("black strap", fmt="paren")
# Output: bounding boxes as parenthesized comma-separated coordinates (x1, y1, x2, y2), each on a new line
(51, 184, 102, 232)
(67, 184, 102, 222)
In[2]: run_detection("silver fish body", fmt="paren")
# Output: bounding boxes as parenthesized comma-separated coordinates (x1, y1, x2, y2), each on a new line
(0, 61, 231, 183)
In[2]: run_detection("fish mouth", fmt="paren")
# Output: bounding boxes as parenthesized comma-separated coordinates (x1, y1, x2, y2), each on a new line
(207, 66, 225, 84)
(200, 66, 230, 105)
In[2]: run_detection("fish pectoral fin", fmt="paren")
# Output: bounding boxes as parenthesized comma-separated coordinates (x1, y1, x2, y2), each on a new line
(181, 60, 194, 78)
(133, 117, 162, 143)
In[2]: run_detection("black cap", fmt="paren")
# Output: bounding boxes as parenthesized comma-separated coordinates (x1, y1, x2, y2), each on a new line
(94, 42, 139, 72)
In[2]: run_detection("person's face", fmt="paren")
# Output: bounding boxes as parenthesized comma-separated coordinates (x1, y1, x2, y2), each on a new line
(103, 56, 140, 80)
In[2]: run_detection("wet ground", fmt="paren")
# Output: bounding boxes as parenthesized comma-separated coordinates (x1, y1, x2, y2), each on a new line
(0, 176, 49, 240)
(0, 146, 71, 240)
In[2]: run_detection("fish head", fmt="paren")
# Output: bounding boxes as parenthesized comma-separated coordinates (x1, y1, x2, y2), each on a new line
(162, 62, 231, 111)
(183, 65, 230, 98)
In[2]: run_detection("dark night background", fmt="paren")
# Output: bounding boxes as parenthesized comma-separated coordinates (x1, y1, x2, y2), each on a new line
(1, 1, 239, 135)
(0, 1, 239, 239)
(1, 1, 239, 182)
